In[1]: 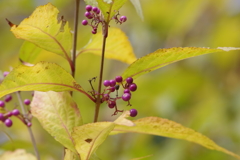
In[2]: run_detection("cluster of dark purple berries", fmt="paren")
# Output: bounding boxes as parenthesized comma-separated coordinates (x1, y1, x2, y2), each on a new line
(102, 76, 138, 117)
(0, 98, 32, 127)
(0, 71, 32, 127)
(81, 5, 127, 34)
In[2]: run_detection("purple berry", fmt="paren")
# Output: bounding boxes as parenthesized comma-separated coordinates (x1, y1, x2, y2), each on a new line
(4, 119, 12, 127)
(0, 101, 5, 107)
(129, 109, 138, 117)
(92, 29, 97, 34)
(109, 86, 115, 92)
(108, 101, 116, 108)
(5, 112, 12, 117)
(5, 95, 12, 102)
(92, 7, 98, 13)
(82, 20, 88, 26)
(115, 76, 123, 83)
(3, 71, 9, 77)
(120, 16, 127, 22)
(129, 83, 137, 92)
(27, 122, 32, 127)
(11, 109, 20, 116)
(122, 93, 131, 101)
(109, 79, 116, 87)
(85, 5, 92, 11)
(126, 77, 133, 84)
(85, 11, 91, 18)
(103, 80, 110, 87)
(24, 99, 31, 105)
(0, 113, 4, 121)
(124, 89, 131, 94)
(96, 8, 100, 14)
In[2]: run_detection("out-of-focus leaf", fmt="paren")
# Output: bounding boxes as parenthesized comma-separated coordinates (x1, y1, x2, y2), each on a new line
(96, 0, 127, 22)
(114, 110, 135, 126)
(9, 3, 72, 61)
(0, 149, 37, 160)
(130, 0, 144, 21)
(19, 41, 42, 64)
(0, 62, 93, 101)
(78, 27, 136, 64)
(84, 0, 98, 6)
(31, 91, 82, 153)
(111, 117, 240, 159)
(122, 47, 240, 80)
(72, 122, 115, 160)
(64, 149, 78, 160)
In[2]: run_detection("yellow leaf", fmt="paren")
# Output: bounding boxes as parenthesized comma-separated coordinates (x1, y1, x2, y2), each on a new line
(10, 3, 72, 61)
(78, 27, 137, 64)
(0, 149, 37, 160)
(112, 117, 240, 159)
(72, 122, 115, 160)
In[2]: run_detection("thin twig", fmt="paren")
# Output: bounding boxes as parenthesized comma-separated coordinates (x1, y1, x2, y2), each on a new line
(71, 0, 80, 78)
(16, 92, 40, 160)
(93, 22, 109, 122)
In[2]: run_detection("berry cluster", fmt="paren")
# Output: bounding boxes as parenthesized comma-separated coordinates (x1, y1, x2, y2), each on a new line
(82, 5, 127, 34)
(0, 71, 32, 127)
(101, 76, 138, 117)
(0, 98, 32, 127)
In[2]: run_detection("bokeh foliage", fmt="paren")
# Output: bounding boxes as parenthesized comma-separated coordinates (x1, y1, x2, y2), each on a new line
(1, 0, 240, 159)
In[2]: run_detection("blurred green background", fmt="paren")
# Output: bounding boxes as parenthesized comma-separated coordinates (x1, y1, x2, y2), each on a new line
(1, 0, 240, 159)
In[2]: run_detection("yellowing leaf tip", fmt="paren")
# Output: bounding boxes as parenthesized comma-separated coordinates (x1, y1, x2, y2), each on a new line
(217, 47, 240, 51)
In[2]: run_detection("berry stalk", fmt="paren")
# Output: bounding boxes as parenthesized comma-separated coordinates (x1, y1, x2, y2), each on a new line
(16, 92, 40, 160)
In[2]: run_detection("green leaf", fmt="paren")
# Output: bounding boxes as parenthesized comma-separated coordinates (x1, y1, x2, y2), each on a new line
(122, 47, 240, 80)
(129, 0, 144, 21)
(64, 149, 78, 160)
(78, 27, 136, 64)
(9, 3, 72, 61)
(112, 117, 240, 159)
(72, 122, 115, 160)
(19, 41, 42, 63)
(0, 149, 37, 160)
(96, 0, 127, 22)
(0, 62, 93, 101)
(31, 91, 82, 153)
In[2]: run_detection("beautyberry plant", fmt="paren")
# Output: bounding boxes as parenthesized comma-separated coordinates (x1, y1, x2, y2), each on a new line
(1, 1, 240, 160)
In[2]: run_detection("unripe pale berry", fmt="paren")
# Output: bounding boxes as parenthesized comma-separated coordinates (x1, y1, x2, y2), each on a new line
(122, 93, 131, 101)
(85, 5, 92, 11)
(126, 77, 133, 84)
(12, 109, 20, 116)
(103, 80, 110, 87)
(120, 16, 127, 22)
(24, 99, 31, 105)
(129, 83, 137, 92)
(5, 95, 12, 102)
(109, 79, 116, 87)
(4, 119, 13, 127)
(130, 109, 138, 117)
(115, 76, 123, 83)
(0, 101, 5, 107)
(82, 20, 88, 26)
